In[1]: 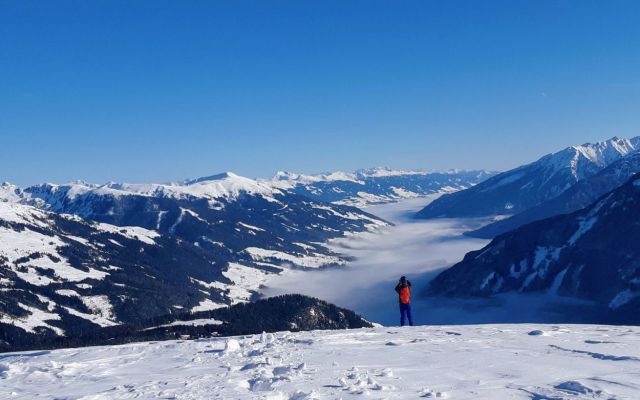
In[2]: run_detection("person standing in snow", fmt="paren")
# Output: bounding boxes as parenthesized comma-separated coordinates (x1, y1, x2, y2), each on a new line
(395, 276, 413, 326)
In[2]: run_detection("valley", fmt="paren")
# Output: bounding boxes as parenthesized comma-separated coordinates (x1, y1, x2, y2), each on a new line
(263, 196, 491, 325)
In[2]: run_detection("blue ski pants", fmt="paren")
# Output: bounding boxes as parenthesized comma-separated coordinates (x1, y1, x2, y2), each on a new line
(400, 303, 413, 326)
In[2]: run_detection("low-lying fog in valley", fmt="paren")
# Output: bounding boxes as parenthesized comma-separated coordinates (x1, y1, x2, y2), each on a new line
(263, 196, 489, 325)
(264, 196, 593, 326)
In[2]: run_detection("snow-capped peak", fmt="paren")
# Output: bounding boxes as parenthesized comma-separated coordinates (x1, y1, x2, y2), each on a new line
(97, 172, 280, 200)
(6, 173, 282, 204)
(354, 167, 425, 178)
(534, 136, 640, 180)
(0, 182, 22, 203)
(183, 172, 241, 184)
(267, 171, 362, 187)
(271, 167, 486, 184)
(270, 167, 434, 184)
(176, 172, 279, 199)
(573, 136, 640, 165)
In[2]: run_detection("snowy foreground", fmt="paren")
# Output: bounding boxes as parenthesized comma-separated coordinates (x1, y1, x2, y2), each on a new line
(2, 324, 640, 399)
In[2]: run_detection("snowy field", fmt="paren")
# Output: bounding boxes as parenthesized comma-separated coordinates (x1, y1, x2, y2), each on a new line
(2, 324, 640, 399)
(264, 196, 492, 325)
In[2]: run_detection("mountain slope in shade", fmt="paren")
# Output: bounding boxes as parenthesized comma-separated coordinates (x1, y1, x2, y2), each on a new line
(0, 202, 227, 341)
(266, 167, 496, 207)
(417, 136, 640, 219)
(1, 294, 373, 352)
(470, 151, 640, 238)
(427, 173, 640, 324)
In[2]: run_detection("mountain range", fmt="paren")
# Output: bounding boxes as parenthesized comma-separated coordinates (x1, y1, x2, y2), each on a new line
(4, 142, 640, 349)
(417, 136, 640, 220)
(428, 172, 640, 324)
(266, 167, 495, 207)
(469, 151, 640, 238)
(0, 172, 389, 348)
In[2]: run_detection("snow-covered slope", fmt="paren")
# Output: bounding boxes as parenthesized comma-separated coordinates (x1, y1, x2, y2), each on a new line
(10, 171, 388, 276)
(428, 173, 640, 324)
(0, 202, 230, 344)
(0, 173, 390, 348)
(266, 167, 496, 208)
(2, 324, 639, 399)
(470, 151, 640, 238)
(417, 136, 640, 219)
(20, 172, 280, 210)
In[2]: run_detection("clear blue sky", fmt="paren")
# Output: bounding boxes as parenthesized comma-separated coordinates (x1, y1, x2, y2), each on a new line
(2, 1, 640, 185)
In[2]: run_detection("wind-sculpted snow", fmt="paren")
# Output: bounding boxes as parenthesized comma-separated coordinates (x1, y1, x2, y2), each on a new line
(2, 324, 639, 399)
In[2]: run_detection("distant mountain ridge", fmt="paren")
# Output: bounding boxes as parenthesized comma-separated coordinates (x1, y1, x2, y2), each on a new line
(266, 167, 496, 207)
(470, 151, 640, 238)
(417, 136, 640, 219)
(428, 173, 640, 324)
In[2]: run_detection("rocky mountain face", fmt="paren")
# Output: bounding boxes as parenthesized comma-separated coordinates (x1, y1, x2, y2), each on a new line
(267, 167, 496, 208)
(417, 137, 640, 219)
(470, 151, 640, 238)
(427, 173, 640, 324)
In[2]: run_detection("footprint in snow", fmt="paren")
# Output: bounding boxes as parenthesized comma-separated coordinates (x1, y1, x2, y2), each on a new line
(420, 387, 448, 398)
(273, 366, 294, 376)
(370, 367, 396, 378)
(248, 349, 265, 357)
(555, 381, 598, 395)
(292, 339, 314, 345)
(240, 362, 267, 371)
(584, 340, 618, 344)
(248, 375, 275, 391)
(264, 391, 288, 400)
(338, 367, 395, 394)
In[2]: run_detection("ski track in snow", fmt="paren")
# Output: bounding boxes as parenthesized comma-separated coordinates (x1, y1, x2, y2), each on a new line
(2, 324, 640, 399)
